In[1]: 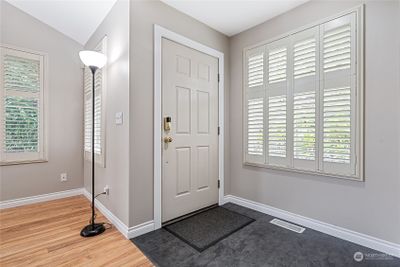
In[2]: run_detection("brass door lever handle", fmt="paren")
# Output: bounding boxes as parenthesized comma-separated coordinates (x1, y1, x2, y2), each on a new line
(164, 136, 173, 143)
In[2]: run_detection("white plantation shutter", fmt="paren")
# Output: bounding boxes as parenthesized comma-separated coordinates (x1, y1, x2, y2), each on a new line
(247, 98, 264, 156)
(84, 67, 102, 155)
(83, 37, 107, 166)
(266, 39, 290, 166)
(244, 9, 362, 179)
(268, 95, 287, 158)
(323, 86, 351, 164)
(321, 13, 356, 176)
(0, 46, 47, 164)
(248, 53, 264, 88)
(245, 47, 265, 163)
(292, 27, 319, 171)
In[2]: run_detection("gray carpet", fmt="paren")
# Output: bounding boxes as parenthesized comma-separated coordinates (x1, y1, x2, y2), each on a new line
(164, 207, 254, 252)
(132, 203, 400, 267)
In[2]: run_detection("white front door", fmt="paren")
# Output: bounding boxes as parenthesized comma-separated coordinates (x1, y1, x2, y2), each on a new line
(162, 38, 219, 223)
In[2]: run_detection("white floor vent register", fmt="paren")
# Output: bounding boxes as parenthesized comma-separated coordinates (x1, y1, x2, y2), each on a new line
(270, 218, 306, 233)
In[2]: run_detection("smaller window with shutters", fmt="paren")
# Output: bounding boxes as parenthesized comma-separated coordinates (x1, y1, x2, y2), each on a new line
(0, 45, 48, 165)
(83, 37, 107, 167)
(243, 6, 364, 180)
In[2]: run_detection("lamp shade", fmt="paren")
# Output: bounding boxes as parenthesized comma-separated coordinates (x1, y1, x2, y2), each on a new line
(79, 50, 107, 69)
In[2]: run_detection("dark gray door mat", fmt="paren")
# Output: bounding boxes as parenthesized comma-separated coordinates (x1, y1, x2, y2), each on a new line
(163, 206, 254, 252)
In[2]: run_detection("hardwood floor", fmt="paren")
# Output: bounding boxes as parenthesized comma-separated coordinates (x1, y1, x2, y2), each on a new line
(0, 195, 153, 267)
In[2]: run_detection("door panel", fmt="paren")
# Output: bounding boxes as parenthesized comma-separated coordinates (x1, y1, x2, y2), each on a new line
(162, 38, 219, 222)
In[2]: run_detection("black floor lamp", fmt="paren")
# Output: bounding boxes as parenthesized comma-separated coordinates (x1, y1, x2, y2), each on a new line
(79, 50, 107, 237)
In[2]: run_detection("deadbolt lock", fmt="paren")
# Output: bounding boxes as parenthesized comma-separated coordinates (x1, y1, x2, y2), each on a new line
(164, 116, 171, 131)
(164, 136, 173, 143)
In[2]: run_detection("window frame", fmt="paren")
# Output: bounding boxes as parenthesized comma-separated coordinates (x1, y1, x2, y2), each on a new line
(242, 5, 364, 181)
(0, 44, 49, 166)
(83, 36, 107, 167)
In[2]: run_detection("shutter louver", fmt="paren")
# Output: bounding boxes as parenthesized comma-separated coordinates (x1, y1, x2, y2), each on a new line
(3, 54, 40, 153)
(268, 95, 287, 158)
(323, 25, 351, 73)
(294, 38, 316, 79)
(268, 48, 287, 84)
(248, 53, 264, 88)
(323, 86, 351, 164)
(247, 98, 264, 156)
(293, 92, 316, 160)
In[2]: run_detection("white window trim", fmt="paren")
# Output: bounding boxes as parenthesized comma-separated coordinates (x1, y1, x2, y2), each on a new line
(242, 5, 364, 181)
(83, 36, 107, 167)
(0, 44, 49, 166)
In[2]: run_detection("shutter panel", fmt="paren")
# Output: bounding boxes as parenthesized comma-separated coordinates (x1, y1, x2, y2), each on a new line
(245, 47, 265, 163)
(323, 25, 351, 73)
(84, 67, 91, 152)
(293, 91, 316, 160)
(294, 38, 316, 79)
(84, 90, 92, 152)
(94, 70, 102, 154)
(323, 86, 351, 164)
(83, 66, 102, 155)
(1, 47, 45, 163)
(292, 27, 319, 171)
(268, 95, 286, 158)
(321, 13, 356, 175)
(266, 39, 289, 166)
(4, 96, 39, 152)
(248, 53, 264, 88)
(268, 47, 287, 84)
(247, 97, 264, 156)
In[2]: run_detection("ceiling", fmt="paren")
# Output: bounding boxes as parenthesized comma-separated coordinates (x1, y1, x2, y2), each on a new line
(161, 0, 310, 36)
(5, 0, 309, 45)
(5, 0, 117, 45)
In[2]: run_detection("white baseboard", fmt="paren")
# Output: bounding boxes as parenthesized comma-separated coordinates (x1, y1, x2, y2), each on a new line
(128, 220, 155, 239)
(82, 189, 155, 239)
(224, 195, 400, 258)
(0, 188, 84, 209)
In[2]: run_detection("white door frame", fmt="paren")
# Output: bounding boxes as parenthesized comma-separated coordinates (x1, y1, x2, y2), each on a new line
(154, 25, 224, 229)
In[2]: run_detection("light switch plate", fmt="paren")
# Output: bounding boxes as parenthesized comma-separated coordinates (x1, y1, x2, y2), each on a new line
(115, 112, 123, 125)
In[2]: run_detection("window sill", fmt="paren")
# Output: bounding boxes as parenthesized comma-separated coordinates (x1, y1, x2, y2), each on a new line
(1, 159, 48, 166)
(243, 161, 363, 182)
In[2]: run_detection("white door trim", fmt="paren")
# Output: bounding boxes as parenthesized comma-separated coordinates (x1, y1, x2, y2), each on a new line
(154, 25, 224, 229)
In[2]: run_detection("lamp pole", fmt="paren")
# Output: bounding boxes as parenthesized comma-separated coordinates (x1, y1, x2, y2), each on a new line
(90, 66, 97, 229)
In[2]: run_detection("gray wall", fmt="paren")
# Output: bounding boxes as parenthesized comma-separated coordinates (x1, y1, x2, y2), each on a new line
(84, 0, 130, 225)
(229, 0, 400, 243)
(129, 0, 230, 227)
(0, 1, 84, 200)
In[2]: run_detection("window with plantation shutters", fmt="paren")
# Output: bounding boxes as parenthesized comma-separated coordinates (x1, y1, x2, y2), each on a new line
(0, 46, 47, 165)
(83, 37, 107, 166)
(244, 7, 363, 180)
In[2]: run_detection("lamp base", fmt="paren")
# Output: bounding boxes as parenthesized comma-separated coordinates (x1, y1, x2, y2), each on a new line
(80, 223, 106, 237)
